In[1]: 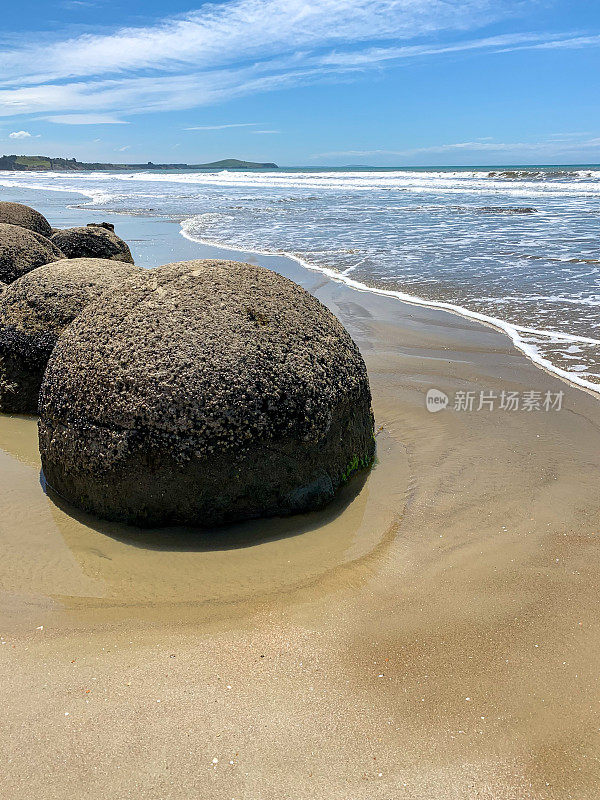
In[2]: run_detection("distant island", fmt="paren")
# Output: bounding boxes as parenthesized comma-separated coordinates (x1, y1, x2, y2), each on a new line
(0, 155, 278, 171)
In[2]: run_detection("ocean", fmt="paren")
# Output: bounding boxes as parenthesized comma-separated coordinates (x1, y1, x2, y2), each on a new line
(1, 165, 599, 391)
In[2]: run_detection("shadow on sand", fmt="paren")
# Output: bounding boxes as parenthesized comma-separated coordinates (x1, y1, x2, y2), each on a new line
(40, 468, 370, 553)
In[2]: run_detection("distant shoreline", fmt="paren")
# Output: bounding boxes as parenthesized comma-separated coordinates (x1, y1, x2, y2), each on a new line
(1, 156, 599, 173)
(0, 155, 278, 172)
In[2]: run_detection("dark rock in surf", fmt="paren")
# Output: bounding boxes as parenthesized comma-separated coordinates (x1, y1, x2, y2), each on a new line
(87, 222, 115, 232)
(0, 258, 142, 413)
(0, 201, 53, 237)
(50, 225, 134, 263)
(0, 223, 64, 284)
(38, 259, 375, 527)
(477, 206, 537, 214)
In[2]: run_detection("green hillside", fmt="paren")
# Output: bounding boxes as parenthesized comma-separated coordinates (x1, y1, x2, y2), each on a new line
(0, 155, 278, 171)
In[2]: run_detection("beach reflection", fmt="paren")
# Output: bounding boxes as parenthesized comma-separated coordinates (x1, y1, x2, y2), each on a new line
(0, 413, 405, 629)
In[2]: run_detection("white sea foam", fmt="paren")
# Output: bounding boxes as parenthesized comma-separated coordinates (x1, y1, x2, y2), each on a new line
(179, 220, 600, 397)
(0, 176, 116, 205)
(3, 168, 600, 197)
(1, 167, 598, 395)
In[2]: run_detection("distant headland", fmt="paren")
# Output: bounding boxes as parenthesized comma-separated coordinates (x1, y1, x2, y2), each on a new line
(0, 155, 278, 171)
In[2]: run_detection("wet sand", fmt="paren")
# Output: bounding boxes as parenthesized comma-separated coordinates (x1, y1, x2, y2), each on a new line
(1, 194, 600, 799)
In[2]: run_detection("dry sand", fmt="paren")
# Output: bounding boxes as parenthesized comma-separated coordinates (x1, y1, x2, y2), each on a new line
(1, 229, 600, 799)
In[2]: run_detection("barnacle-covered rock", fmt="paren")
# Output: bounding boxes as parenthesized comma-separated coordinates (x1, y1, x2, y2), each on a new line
(38, 259, 375, 526)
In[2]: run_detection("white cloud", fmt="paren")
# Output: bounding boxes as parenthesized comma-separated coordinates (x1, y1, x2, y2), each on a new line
(0, 63, 337, 119)
(185, 122, 260, 130)
(316, 31, 600, 67)
(8, 130, 32, 138)
(251, 129, 280, 134)
(44, 114, 128, 124)
(496, 33, 600, 53)
(312, 135, 600, 160)
(0, 0, 511, 87)
(0, 0, 597, 122)
(60, 0, 103, 7)
(116, 145, 130, 151)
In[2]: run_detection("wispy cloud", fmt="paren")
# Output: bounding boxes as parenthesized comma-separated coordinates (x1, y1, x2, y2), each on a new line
(0, 0, 510, 86)
(60, 0, 103, 7)
(317, 31, 600, 67)
(185, 122, 261, 130)
(44, 113, 128, 124)
(313, 135, 600, 160)
(251, 129, 280, 134)
(0, 0, 598, 123)
(0, 62, 344, 118)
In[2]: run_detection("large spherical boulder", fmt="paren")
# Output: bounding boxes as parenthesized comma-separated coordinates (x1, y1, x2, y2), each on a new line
(0, 258, 142, 414)
(0, 223, 64, 283)
(38, 259, 375, 527)
(0, 201, 53, 237)
(50, 226, 134, 264)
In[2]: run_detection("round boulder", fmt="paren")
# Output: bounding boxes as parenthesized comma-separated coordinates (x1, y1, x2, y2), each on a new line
(0, 201, 53, 237)
(87, 222, 115, 232)
(39, 259, 375, 527)
(0, 223, 64, 283)
(50, 226, 134, 263)
(0, 258, 142, 414)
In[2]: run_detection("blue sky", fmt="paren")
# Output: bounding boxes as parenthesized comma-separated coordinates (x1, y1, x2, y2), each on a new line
(0, 0, 599, 166)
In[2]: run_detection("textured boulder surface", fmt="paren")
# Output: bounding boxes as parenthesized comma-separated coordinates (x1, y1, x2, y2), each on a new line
(50, 226, 134, 263)
(39, 259, 375, 527)
(0, 223, 64, 283)
(0, 201, 53, 237)
(0, 258, 142, 414)
(87, 222, 115, 232)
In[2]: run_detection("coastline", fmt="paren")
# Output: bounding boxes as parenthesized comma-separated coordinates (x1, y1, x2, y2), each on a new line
(1, 189, 600, 797)
(178, 222, 600, 399)
(1, 176, 599, 396)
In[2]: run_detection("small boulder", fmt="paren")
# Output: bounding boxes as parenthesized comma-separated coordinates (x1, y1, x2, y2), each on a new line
(39, 259, 375, 527)
(0, 223, 64, 283)
(87, 222, 115, 232)
(0, 258, 142, 413)
(0, 201, 53, 237)
(50, 226, 134, 263)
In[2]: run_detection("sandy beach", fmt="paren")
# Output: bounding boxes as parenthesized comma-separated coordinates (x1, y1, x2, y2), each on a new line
(1, 191, 600, 799)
